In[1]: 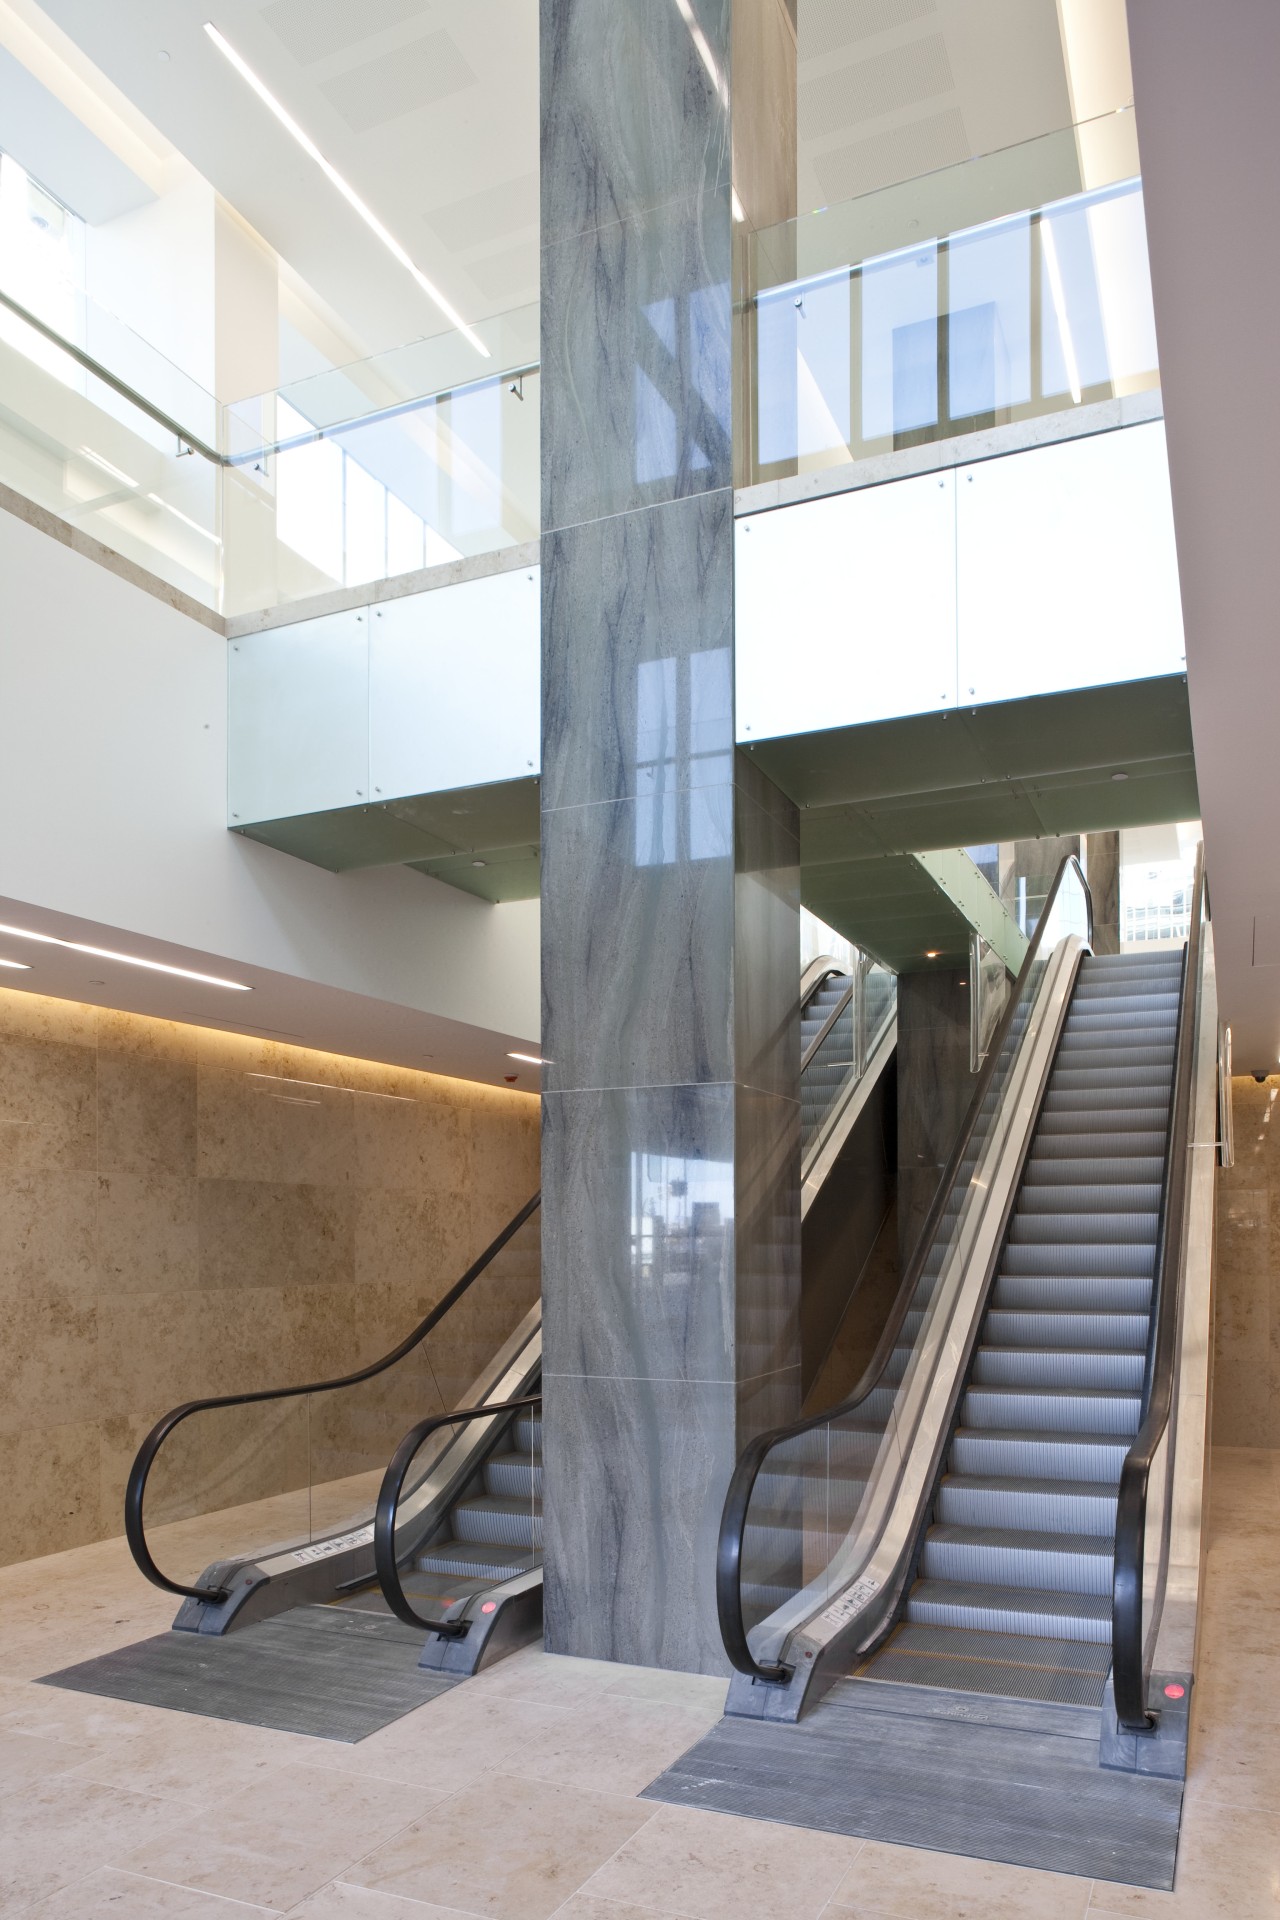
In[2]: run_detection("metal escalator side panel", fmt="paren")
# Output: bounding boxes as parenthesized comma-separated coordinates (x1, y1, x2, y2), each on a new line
(729, 934, 1084, 1715)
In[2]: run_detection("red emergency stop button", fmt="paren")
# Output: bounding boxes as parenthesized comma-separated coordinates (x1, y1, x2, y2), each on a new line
(1163, 1682, 1186, 1699)
(481, 1601, 497, 1614)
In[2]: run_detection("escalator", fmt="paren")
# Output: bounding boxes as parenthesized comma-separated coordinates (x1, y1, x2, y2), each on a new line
(718, 850, 1217, 1769)
(126, 951, 898, 1683)
(124, 1194, 545, 1677)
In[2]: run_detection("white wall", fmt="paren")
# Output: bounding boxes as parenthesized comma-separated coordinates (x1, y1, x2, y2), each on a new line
(0, 509, 541, 1056)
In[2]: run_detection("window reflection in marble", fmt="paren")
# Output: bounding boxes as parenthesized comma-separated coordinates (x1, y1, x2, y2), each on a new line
(633, 282, 730, 485)
(634, 647, 732, 865)
(632, 1150, 733, 1296)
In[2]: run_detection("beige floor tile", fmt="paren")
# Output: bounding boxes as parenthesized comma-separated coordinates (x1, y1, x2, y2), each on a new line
(292, 1884, 492, 1917)
(600, 1667, 729, 1714)
(338, 1690, 573, 1785)
(345, 1770, 654, 1920)
(469, 1649, 627, 1711)
(554, 1898, 675, 1920)
(829, 1839, 1092, 1920)
(582, 1801, 860, 1920)
(0, 1728, 95, 1793)
(108, 1831, 343, 1913)
(20, 1864, 278, 1915)
(111, 1760, 444, 1912)
(68, 1709, 307, 1806)
(0, 1773, 185, 1910)
(504, 1692, 721, 1796)
(1087, 1798, 1280, 1918)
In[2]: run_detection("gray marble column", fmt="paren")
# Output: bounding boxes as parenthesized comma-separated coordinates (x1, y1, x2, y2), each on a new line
(540, 0, 798, 1673)
(1086, 831, 1121, 954)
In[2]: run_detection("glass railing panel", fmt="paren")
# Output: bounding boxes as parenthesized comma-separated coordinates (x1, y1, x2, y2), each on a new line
(134, 1203, 540, 1593)
(220, 350, 540, 617)
(741, 861, 1089, 1668)
(0, 274, 224, 606)
(305, 1204, 541, 1544)
(744, 113, 1154, 491)
(138, 1399, 311, 1595)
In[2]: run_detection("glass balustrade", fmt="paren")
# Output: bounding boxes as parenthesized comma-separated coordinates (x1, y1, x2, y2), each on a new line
(741, 112, 1155, 490)
(0, 112, 1156, 621)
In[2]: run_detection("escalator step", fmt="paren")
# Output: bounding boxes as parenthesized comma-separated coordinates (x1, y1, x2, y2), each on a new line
(983, 1307, 1149, 1350)
(905, 1577, 1111, 1641)
(961, 1384, 1141, 1436)
(936, 1473, 1119, 1535)
(418, 1539, 541, 1581)
(860, 1622, 1111, 1705)
(921, 1525, 1113, 1594)
(971, 1345, 1144, 1390)
(949, 1427, 1129, 1482)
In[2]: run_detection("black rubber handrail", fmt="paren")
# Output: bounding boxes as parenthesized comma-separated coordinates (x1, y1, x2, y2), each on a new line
(1112, 844, 1206, 1730)
(717, 854, 1092, 1682)
(374, 1394, 542, 1632)
(124, 1192, 541, 1604)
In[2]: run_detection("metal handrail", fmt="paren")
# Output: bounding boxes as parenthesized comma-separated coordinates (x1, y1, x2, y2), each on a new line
(716, 853, 1092, 1683)
(374, 1395, 542, 1632)
(1112, 844, 1206, 1729)
(124, 1192, 541, 1604)
(0, 281, 538, 470)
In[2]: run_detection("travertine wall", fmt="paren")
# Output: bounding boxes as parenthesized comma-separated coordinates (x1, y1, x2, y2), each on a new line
(0, 987, 540, 1567)
(1214, 1075, 1280, 1447)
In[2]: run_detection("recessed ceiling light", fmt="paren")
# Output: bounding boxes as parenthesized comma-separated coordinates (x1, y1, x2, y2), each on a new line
(472, 859, 487, 868)
(1112, 770, 1129, 782)
(0, 922, 250, 990)
(924, 949, 941, 959)
(0, 957, 31, 970)
(203, 23, 489, 360)
(507, 1051, 545, 1066)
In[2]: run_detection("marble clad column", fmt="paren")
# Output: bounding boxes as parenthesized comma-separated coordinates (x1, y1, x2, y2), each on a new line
(540, 0, 799, 1673)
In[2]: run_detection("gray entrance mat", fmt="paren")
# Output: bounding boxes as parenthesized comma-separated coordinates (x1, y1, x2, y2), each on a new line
(38, 1603, 460, 1743)
(642, 1679, 1184, 1890)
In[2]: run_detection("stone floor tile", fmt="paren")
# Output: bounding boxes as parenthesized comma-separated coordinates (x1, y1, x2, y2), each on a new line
(0, 1729, 95, 1794)
(109, 1831, 340, 1913)
(582, 1801, 860, 1920)
(344, 1770, 654, 1920)
(506, 1692, 723, 1796)
(828, 1839, 1093, 1919)
(0, 1773, 185, 1911)
(290, 1883, 491, 1917)
(20, 1864, 278, 1915)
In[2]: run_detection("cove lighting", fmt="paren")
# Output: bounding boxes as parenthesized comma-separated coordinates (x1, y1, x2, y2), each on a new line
(1040, 219, 1082, 405)
(0, 958, 31, 970)
(204, 23, 489, 360)
(246, 1072, 412, 1102)
(0, 922, 250, 990)
(507, 1051, 545, 1066)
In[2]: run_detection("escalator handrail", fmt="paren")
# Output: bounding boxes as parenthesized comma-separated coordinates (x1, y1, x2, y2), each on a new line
(717, 853, 1093, 1683)
(801, 977, 855, 1073)
(124, 1191, 542, 1605)
(374, 1394, 542, 1632)
(801, 956, 851, 1010)
(1112, 844, 1206, 1730)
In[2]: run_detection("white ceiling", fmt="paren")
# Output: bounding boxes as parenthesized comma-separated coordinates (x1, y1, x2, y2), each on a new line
(35, 0, 540, 356)
(1128, 0, 1280, 1072)
(797, 0, 1078, 210)
(23, 0, 1114, 371)
(0, 891, 544, 1090)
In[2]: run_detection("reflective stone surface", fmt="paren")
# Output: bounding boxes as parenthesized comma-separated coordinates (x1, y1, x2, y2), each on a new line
(541, 0, 797, 1672)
